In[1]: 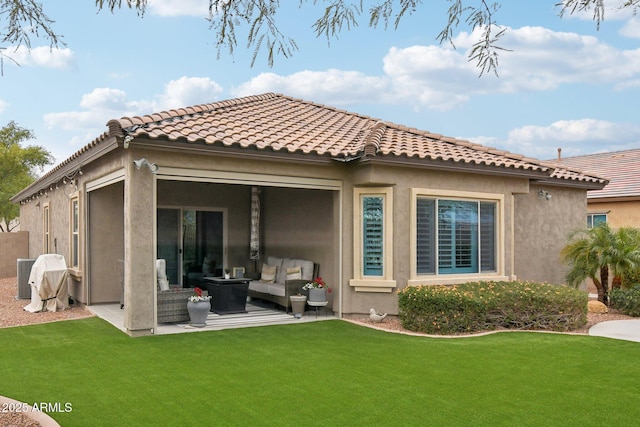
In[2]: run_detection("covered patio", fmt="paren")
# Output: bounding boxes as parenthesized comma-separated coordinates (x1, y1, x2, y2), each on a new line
(84, 165, 342, 336)
(88, 300, 335, 335)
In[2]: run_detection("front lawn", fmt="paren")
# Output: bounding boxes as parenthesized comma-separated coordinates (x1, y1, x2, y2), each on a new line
(2, 318, 640, 426)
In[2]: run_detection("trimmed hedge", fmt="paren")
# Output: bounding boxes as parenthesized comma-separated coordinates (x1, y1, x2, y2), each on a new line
(610, 285, 640, 317)
(398, 281, 587, 334)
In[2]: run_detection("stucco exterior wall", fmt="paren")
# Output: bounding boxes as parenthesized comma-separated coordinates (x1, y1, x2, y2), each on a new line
(588, 199, 640, 229)
(340, 163, 531, 316)
(513, 184, 586, 284)
(261, 187, 338, 307)
(15, 140, 592, 334)
(87, 182, 124, 304)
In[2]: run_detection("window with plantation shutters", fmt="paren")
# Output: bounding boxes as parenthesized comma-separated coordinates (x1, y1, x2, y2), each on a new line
(416, 198, 435, 274)
(480, 202, 496, 272)
(416, 197, 497, 275)
(438, 200, 478, 274)
(362, 196, 384, 276)
(351, 186, 396, 292)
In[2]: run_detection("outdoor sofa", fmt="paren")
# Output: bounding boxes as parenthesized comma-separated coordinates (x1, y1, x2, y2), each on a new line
(248, 256, 318, 312)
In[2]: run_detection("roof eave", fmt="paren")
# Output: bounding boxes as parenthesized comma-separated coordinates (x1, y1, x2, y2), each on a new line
(532, 177, 607, 191)
(128, 137, 338, 165)
(11, 136, 119, 203)
(361, 155, 553, 180)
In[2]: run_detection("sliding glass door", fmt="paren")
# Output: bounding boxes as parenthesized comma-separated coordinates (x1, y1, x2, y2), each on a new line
(157, 208, 226, 286)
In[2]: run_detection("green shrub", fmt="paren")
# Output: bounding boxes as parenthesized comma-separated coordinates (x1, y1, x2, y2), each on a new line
(398, 281, 587, 334)
(610, 285, 640, 317)
(621, 268, 640, 289)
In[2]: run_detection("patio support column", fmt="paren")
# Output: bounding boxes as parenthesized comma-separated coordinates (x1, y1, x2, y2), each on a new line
(123, 156, 156, 336)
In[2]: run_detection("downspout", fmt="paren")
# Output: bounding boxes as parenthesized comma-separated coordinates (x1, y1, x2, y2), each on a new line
(338, 187, 343, 318)
(511, 194, 516, 280)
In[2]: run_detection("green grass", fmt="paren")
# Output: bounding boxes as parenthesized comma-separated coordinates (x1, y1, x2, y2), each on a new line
(2, 318, 640, 426)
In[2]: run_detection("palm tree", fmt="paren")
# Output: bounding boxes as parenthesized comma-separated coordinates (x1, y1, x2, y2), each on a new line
(561, 224, 640, 304)
(609, 227, 640, 290)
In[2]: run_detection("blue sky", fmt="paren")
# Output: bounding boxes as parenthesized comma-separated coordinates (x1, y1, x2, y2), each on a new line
(1, 0, 639, 173)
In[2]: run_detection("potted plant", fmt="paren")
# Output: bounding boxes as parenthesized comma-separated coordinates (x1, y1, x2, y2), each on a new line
(289, 293, 307, 318)
(187, 287, 211, 327)
(303, 277, 330, 302)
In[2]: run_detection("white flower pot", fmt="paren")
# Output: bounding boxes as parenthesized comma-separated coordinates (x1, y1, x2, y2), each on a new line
(187, 300, 210, 327)
(308, 288, 327, 303)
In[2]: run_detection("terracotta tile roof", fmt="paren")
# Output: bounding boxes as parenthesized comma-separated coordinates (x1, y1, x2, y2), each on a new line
(107, 93, 604, 185)
(13, 93, 607, 203)
(552, 149, 640, 199)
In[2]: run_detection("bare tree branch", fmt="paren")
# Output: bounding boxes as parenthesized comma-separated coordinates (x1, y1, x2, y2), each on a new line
(1, 0, 637, 75)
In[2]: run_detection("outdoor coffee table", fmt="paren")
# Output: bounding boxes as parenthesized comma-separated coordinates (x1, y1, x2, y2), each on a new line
(203, 277, 250, 314)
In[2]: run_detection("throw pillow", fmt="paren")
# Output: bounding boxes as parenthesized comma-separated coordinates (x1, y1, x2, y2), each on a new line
(260, 264, 277, 283)
(156, 259, 170, 291)
(286, 266, 302, 280)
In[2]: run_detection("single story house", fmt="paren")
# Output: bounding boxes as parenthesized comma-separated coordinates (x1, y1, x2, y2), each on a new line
(553, 148, 640, 229)
(12, 93, 607, 336)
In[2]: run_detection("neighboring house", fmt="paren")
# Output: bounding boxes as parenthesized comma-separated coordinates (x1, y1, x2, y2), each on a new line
(11, 93, 606, 336)
(554, 148, 640, 229)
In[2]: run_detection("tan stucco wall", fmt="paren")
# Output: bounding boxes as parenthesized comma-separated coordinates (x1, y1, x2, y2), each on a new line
(261, 187, 338, 307)
(513, 184, 586, 284)
(340, 163, 531, 316)
(588, 199, 640, 229)
(87, 182, 124, 304)
(18, 178, 75, 262)
(0, 231, 28, 278)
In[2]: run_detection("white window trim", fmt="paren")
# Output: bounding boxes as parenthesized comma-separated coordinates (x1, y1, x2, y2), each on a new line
(409, 188, 509, 286)
(350, 187, 396, 293)
(587, 212, 608, 228)
(42, 201, 50, 253)
(69, 191, 83, 277)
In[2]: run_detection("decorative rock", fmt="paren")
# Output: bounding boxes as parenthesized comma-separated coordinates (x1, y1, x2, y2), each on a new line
(588, 300, 608, 314)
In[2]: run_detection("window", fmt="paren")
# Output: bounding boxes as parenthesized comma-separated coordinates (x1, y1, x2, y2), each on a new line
(412, 190, 503, 280)
(43, 202, 50, 253)
(70, 197, 80, 268)
(587, 213, 607, 228)
(362, 196, 384, 276)
(350, 187, 396, 292)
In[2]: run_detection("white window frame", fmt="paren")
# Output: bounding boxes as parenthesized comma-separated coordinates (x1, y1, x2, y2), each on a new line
(587, 213, 607, 228)
(349, 187, 396, 293)
(70, 194, 80, 269)
(42, 201, 50, 253)
(409, 188, 508, 286)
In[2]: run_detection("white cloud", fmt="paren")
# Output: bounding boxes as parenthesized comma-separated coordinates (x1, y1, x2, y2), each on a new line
(557, 0, 635, 21)
(233, 69, 389, 105)
(451, 26, 640, 92)
(157, 77, 223, 110)
(620, 16, 640, 38)
(233, 25, 640, 115)
(147, 0, 209, 17)
(43, 77, 223, 144)
(0, 99, 8, 114)
(509, 118, 639, 142)
(79, 88, 129, 111)
(479, 119, 640, 159)
(381, 45, 478, 110)
(3, 46, 75, 69)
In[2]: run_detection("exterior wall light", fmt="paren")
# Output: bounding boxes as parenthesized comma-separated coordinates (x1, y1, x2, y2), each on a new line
(538, 190, 552, 201)
(133, 158, 159, 173)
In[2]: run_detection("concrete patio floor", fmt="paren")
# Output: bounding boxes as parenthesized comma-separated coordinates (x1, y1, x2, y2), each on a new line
(88, 301, 335, 335)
